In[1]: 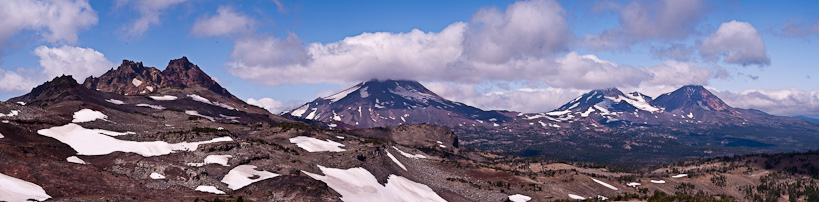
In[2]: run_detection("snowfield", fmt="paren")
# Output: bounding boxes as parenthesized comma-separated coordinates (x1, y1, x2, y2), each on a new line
(591, 178, 619, 190)
(289, 136, 346, 152)
(38, 123, 232, 157)
(72, 109, 107, 123)
(0, 172, 51, 202)
(136, 103, 165, 110)
(508, 194, 531, 202)
(195, 185, 225, 194)
(221, 165, 280, 190)
(671, 174, 688, 178)
(66, 156, 87, 164)
(651, 180, 666, 184)
(150, 172, 166, 179)
(392, 146, 426, 159)
(149, 95, 178, 101)
(105, 99, 125, 105)
(568, 194, 585, 200)
(187, 155, 232, 167)
(185, 110, 215, 121)
(303, 165, 447, 202)
(627, 182, 641, 187)
(386, 150, 407, 171)
(188, 94, 235, 110)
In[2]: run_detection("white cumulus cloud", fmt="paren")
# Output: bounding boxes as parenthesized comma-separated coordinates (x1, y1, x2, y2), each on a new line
(700, 20, 770, 66)
(0, 0, 98, 61)
(191, 6, 255, 37)
(714, 88, 819, 117)
(0, 69, 40, 93)
(247, 97, 301, 114)
(582, 0, 704, 50)
(34, 45, 115, 80)
(115, 0, 188, 37)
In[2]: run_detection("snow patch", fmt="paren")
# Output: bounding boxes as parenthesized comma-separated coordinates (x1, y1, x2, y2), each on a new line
(38, 123, 231, 157)
(72, 109, 107, 123)
(195, 185, 225, 194)
(360, 86, 369, 98)
(627, 182, 641, 187)
(671, 174, 688, 178)
(303, 165, 446, 202)
(568, 194, 585, 200)
(105, 99, 124, 105)
(386, 150, 407, 171)
(66, 156, 86, 164)
(325, 85, 362, 102)
(185, 110, 215, 121)
(392, 146, 426, 159)
(131, 78, 142, 87)
(0, 172, 51, 201)
(508, 194, 531, 202)
(187, 94, 235, 110)
(150, 172, 166, 179)
(150, 95, 177, 101)
(146, 86, 154, 92)
(650, 180, 666, 184)
(221, 165, 280, 190)
(290, 105, 309, 117)
(591, 178, 618, 190)
(187, 155, 232, 167)
(137, 103, 165, 110)
(305, 108, 318, 120)
(16, 102, 26, 105)
(0, 110, 19, 117)
(289, 136, 346, 152)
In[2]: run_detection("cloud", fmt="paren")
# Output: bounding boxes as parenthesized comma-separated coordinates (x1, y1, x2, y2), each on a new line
(642, 61, 711, 86)
(582, 0, 704, 50)
(0, 69, 40, 93)
(651, 44, 694, 61)
(0, 0, 98, 60)
(34, 45, 115, 80)
(191, 6, 255, 37)
(115, 0, 188, 37)
(424, 82, 585, 113)
(247, 97, 301, 114)
(271, 0, 286, 14)
(782, 21, 819, 38)
(714, 88, 819, 117)
(462, 0, 571, 64)
(700, 20, 770, 66)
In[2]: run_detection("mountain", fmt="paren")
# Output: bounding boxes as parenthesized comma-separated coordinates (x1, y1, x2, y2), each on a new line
(284, 79, 510, 129)
(796, 115, 819, 124)
(292, 80, 819, 163)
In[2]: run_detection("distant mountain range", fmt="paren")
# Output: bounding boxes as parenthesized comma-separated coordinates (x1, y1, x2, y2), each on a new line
(287, 79, 819, 162)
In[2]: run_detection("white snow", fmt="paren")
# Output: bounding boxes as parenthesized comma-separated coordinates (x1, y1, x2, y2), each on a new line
(38, 123, 232, 157)
(687, 113, 694, 119)
(508, 194, 531, 202)
(66, 156, 86, 164)
(360, 86, 369, 98)
(580, 107, 596, 117)
(195, 185, 225, 194)
(146, 86, 154, 92)
(187, 94, 235, 110)
(332, 111, 342, 121)
(392, 146, 426, 159)
(72, 109, 107, 123)
(149, 95, 178, 101)
(150, 172, 166, 179)
(105, 99, 125, 105)
(324, 85, 362, 102)
(650, 180, 666, 184)
(303, 165, 447, 202)
(0, 133, 3, 138)
(305, 108, 318, 120)
(386, 150, 407, 171)
(671, 174, 688, 178)
(336, 136, 345, 139)
(290, 105, 309, 117)
(221, 165, 280, 190)
(0, 110, 16, 117)
(16, 102, 25, 105)
(136, 103, 165, 110)
(591, 178, 619, 190)
(187, 155, 232, 167)
(627, 182, 641, 187)
(610, 95, 660, 112)
(132, 78, 143, 87)
(568, 194, 585, 200)
(289, 136, 346, 152)
(219, 114, 239, 122)
(185, 110, 215, 121)
(0, 172, 51, 202)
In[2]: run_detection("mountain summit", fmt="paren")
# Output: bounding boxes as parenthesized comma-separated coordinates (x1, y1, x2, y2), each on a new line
(285, 79, 509, 128)
(652, 85, 734, 113)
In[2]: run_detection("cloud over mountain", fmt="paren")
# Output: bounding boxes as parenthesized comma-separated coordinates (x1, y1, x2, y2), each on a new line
(700, 20, 771, 66)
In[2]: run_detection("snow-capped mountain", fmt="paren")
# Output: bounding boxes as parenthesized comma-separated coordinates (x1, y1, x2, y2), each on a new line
(284, 79, 510, 128)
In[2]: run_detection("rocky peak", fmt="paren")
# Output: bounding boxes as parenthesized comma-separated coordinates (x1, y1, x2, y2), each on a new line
(652, 85, 733, 112)
(161, 57, 232, 97)
(555, 88, 625, 111)
(83, 59, 163, 96)
(9, 75, 94, 104)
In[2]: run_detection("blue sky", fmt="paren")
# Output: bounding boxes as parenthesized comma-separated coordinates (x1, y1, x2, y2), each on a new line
(1, 0, 818, 117)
